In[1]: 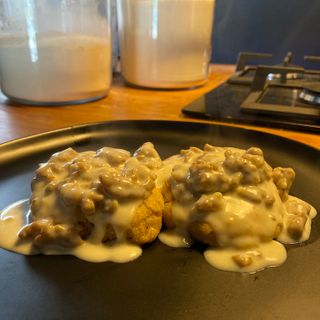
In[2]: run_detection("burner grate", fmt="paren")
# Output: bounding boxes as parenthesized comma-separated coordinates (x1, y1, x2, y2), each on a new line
(182, 52, 320, 133)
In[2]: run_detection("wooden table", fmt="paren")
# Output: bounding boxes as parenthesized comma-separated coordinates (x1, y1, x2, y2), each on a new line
(0, 64, 319, 149)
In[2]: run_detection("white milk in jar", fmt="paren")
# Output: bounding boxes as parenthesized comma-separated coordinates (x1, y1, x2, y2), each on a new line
(0, 33, 111, 104)
(118, 0, 215, 89)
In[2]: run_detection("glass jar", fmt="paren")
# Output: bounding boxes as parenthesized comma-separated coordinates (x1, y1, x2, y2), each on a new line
(117, 0, 215, 89)
(0, 0, 112, 105)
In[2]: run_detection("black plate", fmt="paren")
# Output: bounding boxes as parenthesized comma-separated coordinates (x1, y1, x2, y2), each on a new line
(1, 120, 319, 320)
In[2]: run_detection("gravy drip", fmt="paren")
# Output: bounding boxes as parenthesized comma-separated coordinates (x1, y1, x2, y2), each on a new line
(158, 145, 317, 273)
(0, 143, 317, 273)
(0, 142, 163, 263)
(0, 199, 142, 262)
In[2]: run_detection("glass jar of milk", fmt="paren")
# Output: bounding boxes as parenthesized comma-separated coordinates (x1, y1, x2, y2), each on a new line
(0, 0, 112, 105)
(117, 0, 215, 89)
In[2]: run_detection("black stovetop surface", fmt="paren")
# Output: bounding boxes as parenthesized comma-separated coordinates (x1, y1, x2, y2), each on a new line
(182, 81, 320, 133)
(183, 52, 320, 133)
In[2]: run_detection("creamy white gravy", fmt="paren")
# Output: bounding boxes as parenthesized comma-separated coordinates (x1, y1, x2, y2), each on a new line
(0, 200, 33, 255)
(0, 199, 142, 263)
(277, 196, 317, 244)
(158, 229, 192, 248)
(158, 145, 317, 273)
(204, 241, 287, 273)
(0, 143, 164, 263)
(0, 143, 317, 274)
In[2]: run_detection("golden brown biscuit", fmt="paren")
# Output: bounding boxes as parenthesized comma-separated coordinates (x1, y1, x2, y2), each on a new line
(127, 188, 164, 245)
(187, 221, 218, 247)
(20, 143, 166, 250)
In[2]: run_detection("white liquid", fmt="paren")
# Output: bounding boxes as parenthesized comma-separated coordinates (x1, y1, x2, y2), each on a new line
(204, 241, 287, 273)
(277, 196, 317, 244)
(0, 33, 112, 103)
(0, 144, 317, 274)
(0, 200, 142, 263)
(118, 0, 215, 88)
(158, 229, 192, 248)
(0, 200, 34, 255)
(157, 146, 317, 273)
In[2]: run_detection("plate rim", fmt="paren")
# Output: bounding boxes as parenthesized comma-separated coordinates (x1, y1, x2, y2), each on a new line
(1, 119, 319, 150)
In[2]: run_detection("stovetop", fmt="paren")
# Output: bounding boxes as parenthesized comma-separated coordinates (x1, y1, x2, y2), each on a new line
(182, 52, 320, 133)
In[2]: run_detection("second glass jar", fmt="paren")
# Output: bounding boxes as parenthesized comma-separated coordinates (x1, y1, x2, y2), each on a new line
(117, 0, 215, 89)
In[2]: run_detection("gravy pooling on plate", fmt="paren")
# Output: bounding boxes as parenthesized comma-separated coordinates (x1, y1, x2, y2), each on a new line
(0, 143, 317, 273)
(159, 145, 316, 272)
(0, 142, 165, 262)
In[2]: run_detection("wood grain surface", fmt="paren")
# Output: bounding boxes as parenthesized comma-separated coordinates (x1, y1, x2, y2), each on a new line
(0, 64, 319, 148)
